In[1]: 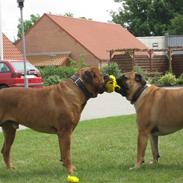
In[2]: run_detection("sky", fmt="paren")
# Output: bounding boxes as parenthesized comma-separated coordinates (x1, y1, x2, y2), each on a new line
(1, 0, 120, 41)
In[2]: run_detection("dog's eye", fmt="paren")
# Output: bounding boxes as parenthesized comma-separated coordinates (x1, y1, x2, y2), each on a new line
(124, 76, 128, 80)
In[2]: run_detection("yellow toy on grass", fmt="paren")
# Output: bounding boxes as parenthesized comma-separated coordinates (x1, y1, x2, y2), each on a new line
(67, 175, 80, 183)
(105, 75, 120, 93)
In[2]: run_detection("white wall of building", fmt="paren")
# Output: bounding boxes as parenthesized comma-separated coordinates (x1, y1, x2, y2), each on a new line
(137, 36, 166, 49)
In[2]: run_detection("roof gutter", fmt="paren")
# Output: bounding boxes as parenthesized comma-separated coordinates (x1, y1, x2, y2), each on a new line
(26, 51, 71, 56)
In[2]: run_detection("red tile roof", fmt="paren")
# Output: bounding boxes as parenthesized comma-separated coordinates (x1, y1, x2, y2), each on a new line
(46, 14, 147, 61)
(3, 34, 23, 60)
(33, 56, 69, 66)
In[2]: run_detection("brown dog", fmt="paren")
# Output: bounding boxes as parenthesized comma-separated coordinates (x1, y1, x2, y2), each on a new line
(0, 66, 107, 174)
(116, 72, 183, 169)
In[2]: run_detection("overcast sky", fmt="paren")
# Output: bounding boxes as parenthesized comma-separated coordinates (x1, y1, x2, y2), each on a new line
(1, 0, 120, 41)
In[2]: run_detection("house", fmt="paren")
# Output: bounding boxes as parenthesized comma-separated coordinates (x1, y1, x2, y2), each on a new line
(15, 13, 146, 68)
(3, 34, 23, 60)
(137, 35, 183, 55)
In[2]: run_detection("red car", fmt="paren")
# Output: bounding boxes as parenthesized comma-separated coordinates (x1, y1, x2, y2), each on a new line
(0, 60, 44, 89)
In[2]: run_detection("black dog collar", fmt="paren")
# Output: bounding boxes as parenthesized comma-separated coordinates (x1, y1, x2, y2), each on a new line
(71, 75, 93, 99)
(131, 85, 148, 104)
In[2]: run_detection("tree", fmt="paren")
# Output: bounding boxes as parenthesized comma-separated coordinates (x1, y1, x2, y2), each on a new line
(64, 12, 74, 17)
(17, 14, 40, 39)
(168, 14, 183, 35)
(111, 0, 183, 36)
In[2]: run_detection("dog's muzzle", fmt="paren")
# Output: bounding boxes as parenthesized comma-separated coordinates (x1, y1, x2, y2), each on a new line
(97, 75, 110, 94)
(98, 84, 106, 94)
(116, 76, 129, 97)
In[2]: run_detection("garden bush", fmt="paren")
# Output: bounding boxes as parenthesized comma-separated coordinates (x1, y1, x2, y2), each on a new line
(177, 73, 183, 85)
(39, 66, 75, 80)
(38, 58, 88, 85)
(101, 62, 122, 77)
(157, 72, 177, 86)
(44, 75, 62, 86)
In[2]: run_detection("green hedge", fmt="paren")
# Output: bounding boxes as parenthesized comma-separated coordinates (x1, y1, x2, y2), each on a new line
(101, 62, 122, 77)
(132, 65, 183, 86)
(37, 58, 88, 85)
(39, 66, 75, 79)
(157, 72, 177, 86)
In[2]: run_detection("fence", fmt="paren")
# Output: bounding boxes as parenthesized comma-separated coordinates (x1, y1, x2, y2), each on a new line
(109, 47, 183, 76)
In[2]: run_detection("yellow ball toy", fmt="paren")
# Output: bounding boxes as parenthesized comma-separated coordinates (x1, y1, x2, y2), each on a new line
(105, 75, 120, 93)
(67, 175, 80, 183)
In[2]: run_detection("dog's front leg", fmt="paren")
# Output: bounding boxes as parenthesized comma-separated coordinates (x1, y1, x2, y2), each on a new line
(1, 124, 17, 169)
(135, 130, 149, 168)
(149, 135, 160, 164)
(57, 128, 75, 174)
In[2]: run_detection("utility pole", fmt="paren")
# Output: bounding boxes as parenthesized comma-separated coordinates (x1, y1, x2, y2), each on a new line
(17, 0, 28, 88)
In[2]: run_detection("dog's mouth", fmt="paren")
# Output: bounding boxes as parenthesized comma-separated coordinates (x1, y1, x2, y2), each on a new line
(96, 75, 110, 94)
(98, 84, 105, 94)
(116, 76, 129, 97)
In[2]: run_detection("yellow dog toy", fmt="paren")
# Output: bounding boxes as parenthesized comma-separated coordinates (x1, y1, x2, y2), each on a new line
(67, 175, 80, 183)
(105, 75, 120, 93)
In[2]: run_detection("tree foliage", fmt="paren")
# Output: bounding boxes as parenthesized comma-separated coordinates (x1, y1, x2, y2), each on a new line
(168, 14, 183, 35)
(111, 0, 183, 36)
(17, 14, 40, 39)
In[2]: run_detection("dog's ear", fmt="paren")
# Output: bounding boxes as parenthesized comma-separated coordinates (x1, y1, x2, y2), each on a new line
(82, 71, 93, 83)
(135, 73, 146, 86)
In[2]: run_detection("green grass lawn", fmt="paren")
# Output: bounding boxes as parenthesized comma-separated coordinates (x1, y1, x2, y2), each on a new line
(1, 115, 183, 183)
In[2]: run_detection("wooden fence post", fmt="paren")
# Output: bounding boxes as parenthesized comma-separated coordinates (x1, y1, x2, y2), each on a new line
(131, 49, 135, 70)
(109, 50, 114, 65)
(167, 47, 173, 73)
(148, 49, 153, 73)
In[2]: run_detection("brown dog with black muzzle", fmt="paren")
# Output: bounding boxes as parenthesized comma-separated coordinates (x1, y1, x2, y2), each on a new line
(0, 66, 107, 174)
(116, 72, 183, 169)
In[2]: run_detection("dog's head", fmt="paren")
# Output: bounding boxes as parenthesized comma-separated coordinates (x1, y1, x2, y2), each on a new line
(77, 67, 108, 98)
(116, 72, 146, 101)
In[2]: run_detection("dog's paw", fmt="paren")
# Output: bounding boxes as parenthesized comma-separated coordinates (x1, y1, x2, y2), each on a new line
(68, 165, 76, 175)
(129, 166, 139, 170)
(129, 162, 143, 170)
(149, 160, 158, 165)
(7, 165, 16, 170)
(129, 166, 136, 170)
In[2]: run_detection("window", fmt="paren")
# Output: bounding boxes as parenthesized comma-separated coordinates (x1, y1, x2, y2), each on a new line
(10, 62, 38, 72)
(152, 42, 158, 48)
(0, 63, 10, 73)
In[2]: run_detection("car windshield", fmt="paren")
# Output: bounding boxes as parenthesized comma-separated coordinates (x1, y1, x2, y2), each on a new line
(11, 62, 38, 72)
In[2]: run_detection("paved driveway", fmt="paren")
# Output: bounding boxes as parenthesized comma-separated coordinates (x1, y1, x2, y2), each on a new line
(81, 92, 135, 121)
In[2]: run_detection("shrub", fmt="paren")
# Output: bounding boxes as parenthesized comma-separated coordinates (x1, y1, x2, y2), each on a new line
(177, 73, 183, 85)
(101, 62, 122, 77)
(38, 57, 87, 85)
(69, 55, 87, 69)
(158, 72, 177, 86)
(44, 75, 62, 86)
(147, 71, 162, 85)
(39, 66, 75, 79)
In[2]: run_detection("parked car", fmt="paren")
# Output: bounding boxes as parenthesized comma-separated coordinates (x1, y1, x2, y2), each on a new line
(0, 60, 44, 89)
